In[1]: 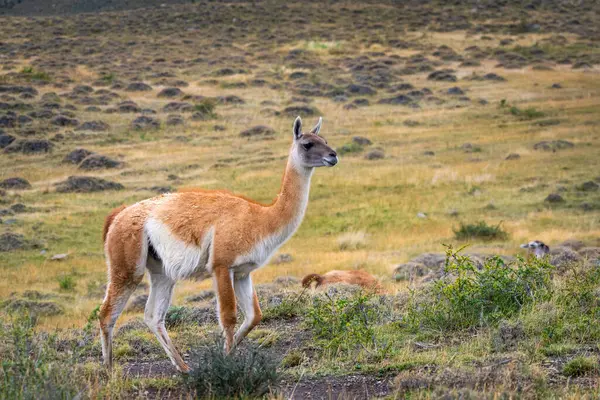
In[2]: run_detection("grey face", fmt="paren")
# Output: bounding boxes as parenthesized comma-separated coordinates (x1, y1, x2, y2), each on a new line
(520, 240, 550, 257)
(292, 117, 338, 168)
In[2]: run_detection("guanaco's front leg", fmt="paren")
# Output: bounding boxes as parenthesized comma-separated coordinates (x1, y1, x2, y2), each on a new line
(213, 266, 237, 352)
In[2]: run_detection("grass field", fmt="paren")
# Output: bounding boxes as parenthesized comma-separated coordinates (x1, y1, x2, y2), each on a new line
(1, 1, 599, 398)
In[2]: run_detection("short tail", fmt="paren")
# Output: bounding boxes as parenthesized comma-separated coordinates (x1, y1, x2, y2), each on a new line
(102, 205, 126, 243)
(302, 273, 323, 288)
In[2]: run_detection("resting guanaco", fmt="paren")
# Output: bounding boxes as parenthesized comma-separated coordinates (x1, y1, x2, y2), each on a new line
(302, 270, 383, 293)
(99, 117, 338, 372)
(520, 240, 550, 259)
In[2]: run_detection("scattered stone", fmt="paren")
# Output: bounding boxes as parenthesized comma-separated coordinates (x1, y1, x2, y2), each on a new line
(126, 82, 153, 91)
(132, 116, 160, 130)
(410, 253, 446, 269)
(157, 87, 183, 98)
(577, 181, 599, 192)
(55, 176, 124, 193)
(51, 253, 68, 261)
(0, 133, 16, 148)
(125, 294, 148, 313)
(186, 290, 215, 303)
(533, 140, 574, 151)
(272, 253, 294, 264)
(78, 154, 121, 170)
(551, 83, 562, 89)
(544, 193, 565, 203)
(240, 125, 275, 138)
(0, 232, 27, 252)
(63, 148, 95, 164)
(394, 262, 429, 281)
(505, 153, 520, 160)
(417, 212, 427, 219)
(4, 139, 53, 154)
(0, 177, 31, 190)
(447, 87, 464, 95)
(352, 136, 372, 146)
(364, 149, 384, 160)
(76, 120, 110, 132)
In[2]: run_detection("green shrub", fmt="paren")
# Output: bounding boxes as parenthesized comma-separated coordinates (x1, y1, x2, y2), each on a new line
(0, 314, 81, 399)
(305, 291, 385, 355)
(562, 357, 598, 377)
(193, 99, 217, 119)
(406, 248, 554, 333)
(185, 338, 278, 399)
(262, 292, 308, 322)
(57, 274, 76, 291)
(20, 66, 51, 82)
(454, 221, 508, 241)
(336, 142, 364, 156)
(101, 72, 115, 83)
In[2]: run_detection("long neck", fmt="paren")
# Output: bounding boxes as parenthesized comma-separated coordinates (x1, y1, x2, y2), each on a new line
(266, 154, 313, 232)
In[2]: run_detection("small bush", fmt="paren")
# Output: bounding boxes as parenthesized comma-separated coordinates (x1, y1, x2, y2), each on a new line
(337, 142, 364, 155)
(185, 338, 279, 399)
(337, 231, 368, 250)
(406, 247, 554, 333)
(101, 73, 115, 83)
(562, 357, 598, 377)
(306, 291, 384, 355)
(194, 99, 217, 118)
(281, 349, 305, 368)
(20, 66, 51, 82)
(0, 314, 81, 399)
(57, 274, 76, 291)
(454, 221, 508, 241)
(262, 291, 308, 322)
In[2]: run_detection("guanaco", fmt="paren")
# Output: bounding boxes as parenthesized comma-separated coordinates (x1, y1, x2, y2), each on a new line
(520, 240, 550, 259)
(99, 117, 338, 373)
(302, 270, 383, 293)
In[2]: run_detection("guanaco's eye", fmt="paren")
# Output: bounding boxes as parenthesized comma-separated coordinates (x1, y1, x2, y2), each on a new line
(302, 142, 313, 150)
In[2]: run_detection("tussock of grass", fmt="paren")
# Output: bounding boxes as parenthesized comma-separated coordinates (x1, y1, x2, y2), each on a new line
(563, 357, 599, 377)
(453, 221, 508, 241)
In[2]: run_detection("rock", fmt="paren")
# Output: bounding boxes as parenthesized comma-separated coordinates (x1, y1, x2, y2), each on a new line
(483, 73, 506, 81)
(55, 176, 124, 193)
(417, 212, 427, 219)
(132, 116, 160, 130)
(365, 149, 384, 160)
(282, 105, 319, 117)
(0, 233, 28, 252)
(544, 193, 564, 203)
(76, 120, 110, 132)
(10, 203, 26, 213)
(394, 262, 429, 281)
(550, 247, 582, 269)
(505, 153, 520, 160)
(0, 177, 31, 190)
(117, 101, 141, 113)
(273, 276, 300, 287)
(157, 87, 183, 98)
(410, 253, 446, 269)
(427, 70, 457, 82)
(0, 133, 16, 148)
(447, 87, 464, 95)
(578, 247, 600, 261)
(125, 294, 148, 313)
(4, 139, 53, 154)
(423, 151, 435, 156)
(125, 82, 153, 91)
(185, 290, 215, 303)
(347, 84, 376, 95)
(378, 94, 414, 105)
(272, 253, 294, 264)
(533, 140, 574, 151)
(51, 253, 68, 261)
(559, 239, 586, 251)
(577, 181, 599, 192)
(166, 114, 185, 126)
(63, 148, 95, 164)
(239, 125, 275, 138)
(51, 115, 79, 127)
(352, 136, 372, 146)
(78, 154, 121, 170)
(551, 83, 562, 89)
(2, 299, 63, 316)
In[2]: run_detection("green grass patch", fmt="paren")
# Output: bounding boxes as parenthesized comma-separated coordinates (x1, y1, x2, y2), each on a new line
(562, 357, 599, 377)
(453, 221, 508, 241)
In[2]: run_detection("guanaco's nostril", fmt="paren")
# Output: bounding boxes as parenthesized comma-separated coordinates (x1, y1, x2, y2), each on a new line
(329, 152, 337, 158)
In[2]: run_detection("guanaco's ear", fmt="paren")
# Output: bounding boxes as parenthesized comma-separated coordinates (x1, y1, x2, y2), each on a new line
(293, 116, 302, 140)
(309, 117, 323, 135)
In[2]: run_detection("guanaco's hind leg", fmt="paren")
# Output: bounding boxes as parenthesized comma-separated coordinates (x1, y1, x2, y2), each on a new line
(144, 272, 190, 373)
(213, 266, 237, 352)
(99, 276, 141, 370)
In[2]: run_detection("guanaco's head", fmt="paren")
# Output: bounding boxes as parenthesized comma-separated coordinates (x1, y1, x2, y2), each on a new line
(291, 116, 338, 169)
(520, 240, 550, 258)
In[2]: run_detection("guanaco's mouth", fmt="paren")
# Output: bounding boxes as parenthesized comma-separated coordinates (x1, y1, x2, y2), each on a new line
(323, 156, 338, 167)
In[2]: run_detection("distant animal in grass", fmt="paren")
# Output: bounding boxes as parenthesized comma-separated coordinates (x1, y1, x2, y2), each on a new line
(301, 270, 383, 292)
(520, 240, 550, 259)
(98, 117, 338, 373)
